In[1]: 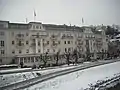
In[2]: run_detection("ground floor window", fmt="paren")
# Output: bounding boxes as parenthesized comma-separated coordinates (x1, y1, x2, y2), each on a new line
(0, 59, 2, 63)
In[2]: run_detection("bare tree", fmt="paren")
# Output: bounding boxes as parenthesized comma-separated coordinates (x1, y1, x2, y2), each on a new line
(73, 49, 78, 64)
(40, 52, 48, 68)
(65, 52, 70, 65)
(55, 50, 60, 65)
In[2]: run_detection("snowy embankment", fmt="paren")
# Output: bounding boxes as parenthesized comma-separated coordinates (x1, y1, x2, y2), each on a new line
(0, 64, 81, 88)
(24, 61, 120, 90)
(0, 68, 31, 73)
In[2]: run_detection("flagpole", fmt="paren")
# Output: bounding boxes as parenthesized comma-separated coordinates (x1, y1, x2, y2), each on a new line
(26, 18, 28, 23)
(34, 9, 36, 22)
(34, 15, 35, 22)
(82, 17, 84, 26)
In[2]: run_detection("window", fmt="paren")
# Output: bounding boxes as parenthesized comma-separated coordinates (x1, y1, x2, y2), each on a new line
(47, 49, 49, 52)
(47, 41, 49, 44)
(36, 26, 39, 29)
(35, 57, 39, 62)
(68, 41, 70, 44)
(64, 41, 66, 44)
(53, 49, 55, 52)
(24, 58, 27, 63)
(53, 41, 55, 45)
(26, 33, 28, 36)
(38, 49, 40, 53)
(38, 41, 40, 46)
(0, 31, 4, 36)
(26, 49, 29, 53)
(68, 48, 71, 51)
(31, 57, 34, 62)
(12, 50, 15, 54)
(39, 26, 41, 29)
(18, 41, 24, 46)
(65, 48, 67, 52)
(75, 41, 77, 44)
(26, 41, 29, 45)
(33, 25, 35, 29)
(58, 41, 60, 44)
(18, 41, 21, 46)
(19, 50, 22, 54)
(1, 50, 4, 54)
(12, 41, 14, 45)
(28, 59, 30, 63)
(0, 41, 4, 46)
(0, 59, 2, 63)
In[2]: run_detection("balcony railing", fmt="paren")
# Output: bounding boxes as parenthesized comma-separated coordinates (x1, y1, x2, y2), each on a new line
(16, 34, 24, 40)
(16, 43, 24, 49)
(61, 35, 73, 39)
(31, 43, 36, 46)
(50, 35, 58, 40)
(43, 42, 49, 46)
(77, 42, 83, 45)
(51, 43, 58, 48)
(16, 43, 24, 46)
(96, 43, 103, 46)
(77, 36, 82, 39)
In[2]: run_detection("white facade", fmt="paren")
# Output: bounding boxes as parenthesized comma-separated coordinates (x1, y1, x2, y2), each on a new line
(0, 21, 108, 65)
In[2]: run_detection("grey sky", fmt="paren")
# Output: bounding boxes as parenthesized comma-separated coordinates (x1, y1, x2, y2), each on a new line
(0, 0, 120, 26)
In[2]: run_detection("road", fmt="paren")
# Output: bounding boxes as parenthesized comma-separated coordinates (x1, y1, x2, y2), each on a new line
(0, 59, 120, 90)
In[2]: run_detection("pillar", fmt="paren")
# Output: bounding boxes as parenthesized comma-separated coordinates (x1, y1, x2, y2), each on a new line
(40, 38, 43, 53)
(34, 57, 36, 62)
(35, 38, 38, 53)
(18, 57, 20, 64)
(22, 57, 24, 63)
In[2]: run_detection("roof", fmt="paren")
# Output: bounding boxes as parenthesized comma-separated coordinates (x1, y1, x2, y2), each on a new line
(8, 23, 29, 29)
(43, 24, 83, 32)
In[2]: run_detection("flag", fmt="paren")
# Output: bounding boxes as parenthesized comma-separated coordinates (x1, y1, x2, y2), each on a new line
(82, 18, 84, 24)
(34, 10, 36, 17)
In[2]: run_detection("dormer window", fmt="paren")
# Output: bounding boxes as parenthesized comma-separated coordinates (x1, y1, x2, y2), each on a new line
(36, 26, 39, 29)
(39, 26, 41, 29)
(33, 25, 35, 29)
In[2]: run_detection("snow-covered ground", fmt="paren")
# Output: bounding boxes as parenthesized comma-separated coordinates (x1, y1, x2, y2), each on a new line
(24, 61, 120, 90)
(0, 63, 84, 88)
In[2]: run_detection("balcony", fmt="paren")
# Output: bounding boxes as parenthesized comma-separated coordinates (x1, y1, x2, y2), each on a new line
(43, 42, 49, 47)
(50, 35, 58, 40)
(96, 42, 103, 46)
(77, 42, 83, 46)
(31, 43, 36, 47)
(16, 34, 24, 40)
(16, 43, 24, 48)
(61, 35, 73, 39)
(16, 43, 24, 46)
(77, 36, 82, 40)
(51, 43, 58, 48)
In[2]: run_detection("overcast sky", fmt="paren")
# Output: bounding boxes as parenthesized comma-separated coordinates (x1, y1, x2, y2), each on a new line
(0, 0, 120, 26)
